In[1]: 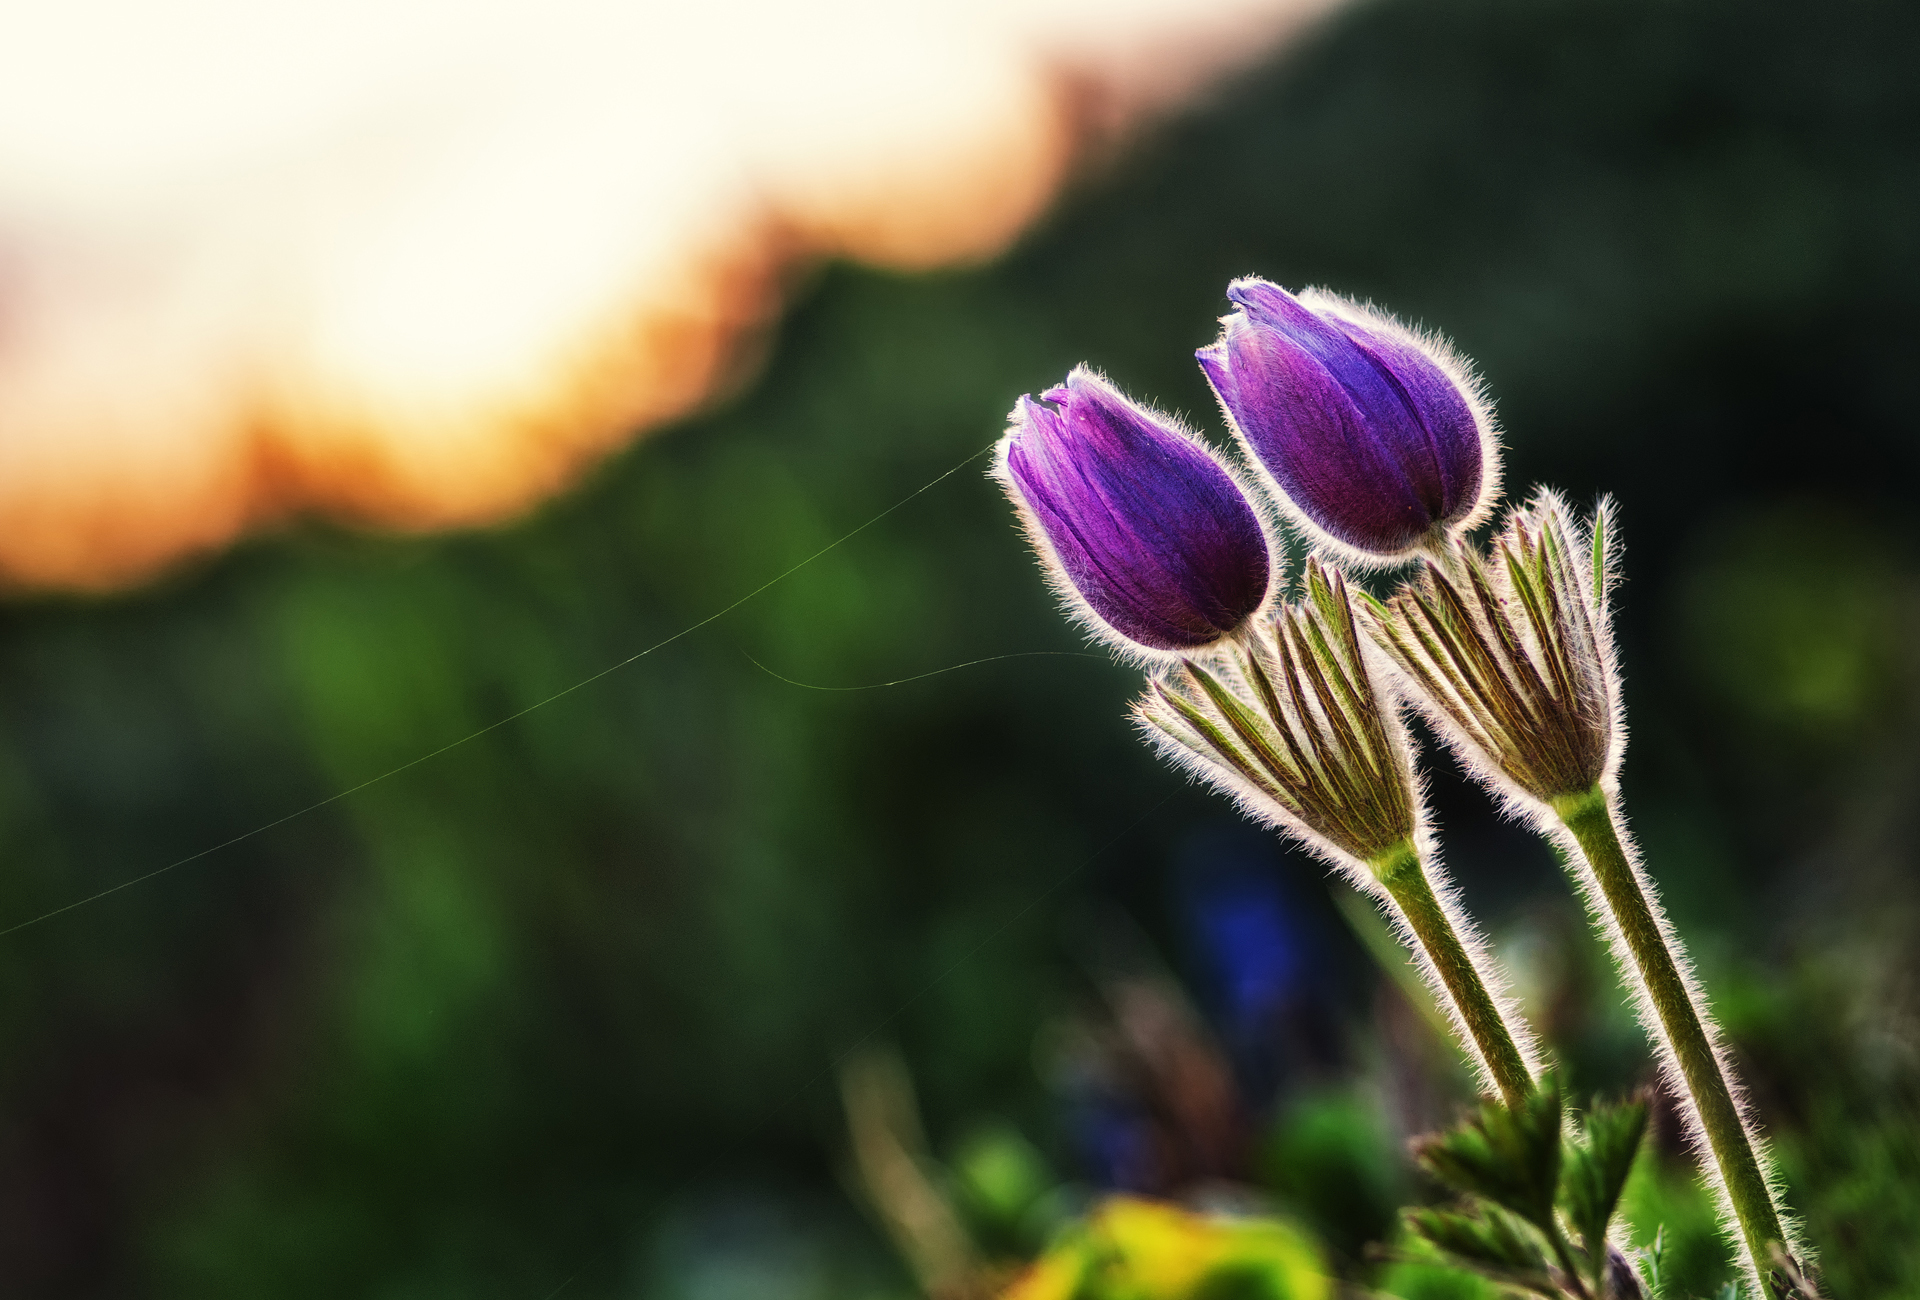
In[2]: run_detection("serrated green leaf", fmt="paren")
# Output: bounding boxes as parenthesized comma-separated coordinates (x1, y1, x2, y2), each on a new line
(1559, 1092, 1648, 1272)
(1403, 1205, 1557, 1295)
(1415, 1077, 1565, 1234)
(1406, 1205, 1549, 1271)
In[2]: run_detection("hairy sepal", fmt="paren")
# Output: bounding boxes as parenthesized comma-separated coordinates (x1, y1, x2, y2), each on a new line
(1363, 487, 1625, 830)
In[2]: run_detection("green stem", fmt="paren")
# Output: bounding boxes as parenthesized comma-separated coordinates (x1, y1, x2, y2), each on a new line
(1372, 840, 1534, 1108)
(1553, 786, 1787, 1294)
(1545, 1225, 1593, 1300)
(1415, 531, 1466, 580)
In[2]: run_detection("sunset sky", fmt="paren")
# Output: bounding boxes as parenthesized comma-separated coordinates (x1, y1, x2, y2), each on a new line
(0, 0, 1338, 589)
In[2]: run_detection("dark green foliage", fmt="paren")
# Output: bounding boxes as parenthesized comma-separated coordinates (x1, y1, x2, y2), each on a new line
(1633, 1228, 1667, 1300)
(1405, 1079, 1648, 1299)
(1616, 1159, 1737, 1298)
(1416, 1080, 1566, 1237)
(1378, 1263, 1501, 1300)
(1720, 966, 1920, 1298)
(1403, 1205, 1554, 1294)
(1559, 1095, 1649, 1284)
(949, 1124, 1064, 1257)
(1191, 1263, 1292, 1300)
(1259, 1089, 1403, 1263)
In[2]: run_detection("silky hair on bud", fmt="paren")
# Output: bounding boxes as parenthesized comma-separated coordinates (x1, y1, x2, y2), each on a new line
(1295, 287, 1506, 555)
(1129, 668, 1386, 881)
(1133, 565, 1419, 870)
(990, 365, 1282, 670)
(1199, 279, 1505, 571)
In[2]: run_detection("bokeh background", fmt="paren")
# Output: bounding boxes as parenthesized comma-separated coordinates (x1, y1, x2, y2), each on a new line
(2, 0, 1918, 1294)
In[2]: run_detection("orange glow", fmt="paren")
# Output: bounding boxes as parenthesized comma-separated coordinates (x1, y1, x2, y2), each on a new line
(0, 0, 1341, 590)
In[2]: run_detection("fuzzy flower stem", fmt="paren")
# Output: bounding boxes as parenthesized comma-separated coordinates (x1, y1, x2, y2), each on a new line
(1552, 785, 1787, 1293)
(1371, 838, 1534, 1109)
(1413, 537, 1472, 594)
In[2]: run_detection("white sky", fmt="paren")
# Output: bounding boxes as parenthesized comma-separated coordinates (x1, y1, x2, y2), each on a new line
(0, 0, 1338, 588)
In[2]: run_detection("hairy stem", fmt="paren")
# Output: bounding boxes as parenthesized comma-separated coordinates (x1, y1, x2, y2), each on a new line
(1553, 786, 1787, 1294)
(1372, 840, 1534, 1108)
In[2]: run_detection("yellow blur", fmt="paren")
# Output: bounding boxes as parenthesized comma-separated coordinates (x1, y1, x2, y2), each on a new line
(1002, 1197, 1329, 1300)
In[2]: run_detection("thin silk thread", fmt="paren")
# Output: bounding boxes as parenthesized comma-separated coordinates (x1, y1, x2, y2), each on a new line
(0, 440, 1002, 938)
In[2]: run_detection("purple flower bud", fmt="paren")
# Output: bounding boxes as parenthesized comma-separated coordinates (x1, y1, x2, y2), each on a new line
(995, 367, 1273, 655)
(1197, 278, 1499, 562)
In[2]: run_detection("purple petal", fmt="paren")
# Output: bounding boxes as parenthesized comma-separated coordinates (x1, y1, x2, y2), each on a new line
(1005, 369, 1270, 651)
(1202, 279, 1485, 556)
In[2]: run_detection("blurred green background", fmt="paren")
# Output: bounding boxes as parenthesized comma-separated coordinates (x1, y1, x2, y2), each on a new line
(2, 0, 1917, 1294)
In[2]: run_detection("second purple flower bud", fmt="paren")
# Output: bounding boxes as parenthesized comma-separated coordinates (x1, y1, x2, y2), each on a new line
(994, 367, 1274, 658)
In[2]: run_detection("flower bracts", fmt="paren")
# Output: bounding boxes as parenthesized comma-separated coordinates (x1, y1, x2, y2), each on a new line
(992, 274, 1812, 1293)
(1137, 559, 1415, 875)
(1366, 490, 1621, 809)
(1363, 493, 1798, 1288)
(1138, 558, 1541, 1107)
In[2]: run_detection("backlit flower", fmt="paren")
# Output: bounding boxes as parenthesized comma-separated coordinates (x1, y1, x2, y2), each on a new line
(1364, 489, 1621, 808)
(1197, 278, 1498, 562)
(994, 366, 1273, 656)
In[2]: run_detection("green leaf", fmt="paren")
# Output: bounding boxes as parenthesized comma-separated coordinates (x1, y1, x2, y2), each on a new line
(1590, 507, 1608, 600)
(1560, 1092, 1649, 1271)
(1189, 1261, 1291, 1300)
(1403, 1205, 1557, 1295)
(1636, 1224, 1666, 1297)
(1415, 1076, 1566, 1234)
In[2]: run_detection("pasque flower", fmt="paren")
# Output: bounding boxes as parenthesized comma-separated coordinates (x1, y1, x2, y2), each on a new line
(1366, 492, 1798, 1290)
(987, 283, 1812, 1292)
(1364, 489, 1620, 807)
(1138, 559, 1538, 1107)
(1197, 278, 1498, 562)
(994, 367, 1273, 657)
(995, 368, 1536, 1108)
